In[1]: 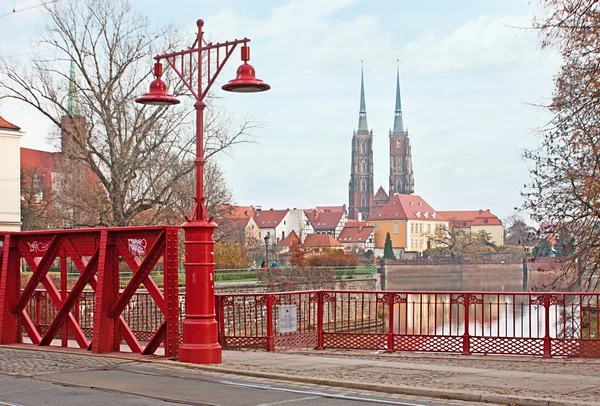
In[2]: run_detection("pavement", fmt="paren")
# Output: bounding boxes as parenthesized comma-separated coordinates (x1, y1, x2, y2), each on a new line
(3, 345, 600, 406)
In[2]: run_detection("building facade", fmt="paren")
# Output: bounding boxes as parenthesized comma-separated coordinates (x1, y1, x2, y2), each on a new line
(348, 64, 414, 219)
(437, 209, 505, 246)
(389, 66, 414, 195)
(367, 193, 447, 253)
(348, 67, 374, 221)
(0, 115, 23, 231)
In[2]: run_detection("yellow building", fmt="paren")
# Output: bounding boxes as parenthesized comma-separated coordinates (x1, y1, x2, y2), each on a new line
(437, 209, 504, 246)
(367, 194, 448, 253)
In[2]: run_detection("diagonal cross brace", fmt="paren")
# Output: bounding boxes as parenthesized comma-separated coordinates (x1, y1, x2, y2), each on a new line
(111, 232, 165, 318)
(63, 238, 143, 353)
(40, 249, 99, 346)
(14, 236, 59, 313)
(115, 236, 166, 315)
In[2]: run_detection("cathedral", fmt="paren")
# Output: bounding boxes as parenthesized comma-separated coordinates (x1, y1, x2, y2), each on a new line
(348, 65, 414, 220)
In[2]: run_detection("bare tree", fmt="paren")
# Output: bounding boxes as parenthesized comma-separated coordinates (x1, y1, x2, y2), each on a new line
(0, 0, 255, 227)
(524, 0, 600, 290)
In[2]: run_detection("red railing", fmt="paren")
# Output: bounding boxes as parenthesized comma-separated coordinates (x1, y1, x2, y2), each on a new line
(0, 226, 180, 356)
(215, 290, 600, 358)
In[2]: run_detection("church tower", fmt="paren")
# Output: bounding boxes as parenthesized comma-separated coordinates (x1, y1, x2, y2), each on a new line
(348, 65, 374, 220)
(389, 63, 414, 195)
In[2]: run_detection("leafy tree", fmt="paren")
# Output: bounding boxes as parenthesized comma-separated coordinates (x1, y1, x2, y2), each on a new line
(288, 239, 307, 268)
(383, 232, 396, 260)
(214, 242, 249, 269)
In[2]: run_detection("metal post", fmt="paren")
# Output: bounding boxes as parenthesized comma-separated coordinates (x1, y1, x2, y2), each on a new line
(462, 294, 471, 355)
(387, 293, 394, 353)
(266, 295, 274, 351)
(317, 291, 324, 349)
(0, 235, 20, 344)
(543, 294, 551, 358)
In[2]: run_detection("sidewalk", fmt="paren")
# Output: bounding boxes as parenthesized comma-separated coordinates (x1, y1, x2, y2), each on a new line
(6, 344, 600, 406)
(159, 349, 600, 406)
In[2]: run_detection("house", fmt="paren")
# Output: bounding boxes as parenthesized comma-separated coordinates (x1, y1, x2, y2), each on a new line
(303, 233, 343, 251)
(367, 193, 448, 253)
(253, 208, 308, 245)
(303, 207, 345, 237)
(277, 230, 300, 254)
(226, 216, 260, 244)
(437, 209, 505, 246)
(0, 115, 23, 231)
(338, 223, 375, 251)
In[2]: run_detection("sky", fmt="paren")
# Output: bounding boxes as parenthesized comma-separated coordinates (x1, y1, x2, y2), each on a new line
(0, 0, 560, 221)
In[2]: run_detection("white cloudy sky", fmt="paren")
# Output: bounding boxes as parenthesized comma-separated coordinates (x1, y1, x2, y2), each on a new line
(0, 0, 559, 220)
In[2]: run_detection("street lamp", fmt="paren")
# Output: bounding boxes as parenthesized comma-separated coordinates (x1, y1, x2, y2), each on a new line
(136, 19, 270, 364)
(264, 235, 270, 265)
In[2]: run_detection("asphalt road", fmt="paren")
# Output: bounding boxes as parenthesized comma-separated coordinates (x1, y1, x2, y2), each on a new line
(0, 348, 485, 406)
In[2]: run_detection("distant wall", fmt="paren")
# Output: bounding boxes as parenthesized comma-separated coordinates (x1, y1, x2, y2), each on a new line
(215, 278, 377, 294)
(382, 258, 538, 291)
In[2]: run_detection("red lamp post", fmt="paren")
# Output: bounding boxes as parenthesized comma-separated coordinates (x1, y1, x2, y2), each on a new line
(136, 19, 270, 364)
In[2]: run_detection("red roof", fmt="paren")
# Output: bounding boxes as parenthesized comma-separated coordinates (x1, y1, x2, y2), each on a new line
(437, 210, 502, 227)
(374, 186, 388, 199)
(278, 230, 300, 246)
(367, 194, 443, 222)
(229, 217, 252, 229)
(0, 115, 20, 131)
(304, 234, 343, 247)
(218, 204, 255, 219)
(254, 209, 288, 228)
(316, 205, 345, 213)
(304, 209, 344, 231)
(338, 225, 374, 243)
(20, 147, 59, 171)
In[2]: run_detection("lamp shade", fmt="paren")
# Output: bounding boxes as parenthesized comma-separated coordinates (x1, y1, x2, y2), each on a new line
(222, 62, 270, 93)
(135, 77, 180, 105)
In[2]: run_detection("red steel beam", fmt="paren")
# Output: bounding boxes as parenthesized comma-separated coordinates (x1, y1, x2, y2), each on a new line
(40, 249, 99, 345)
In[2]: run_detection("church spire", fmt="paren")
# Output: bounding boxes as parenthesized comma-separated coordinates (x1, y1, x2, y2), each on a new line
(67, 60, 79, 116)
(393, 60, 404, 133)
(357, 61, 368, 132)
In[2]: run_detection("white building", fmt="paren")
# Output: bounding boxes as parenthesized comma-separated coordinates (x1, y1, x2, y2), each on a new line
(254, 208, 310, 244)
(0, 115, 23, 232)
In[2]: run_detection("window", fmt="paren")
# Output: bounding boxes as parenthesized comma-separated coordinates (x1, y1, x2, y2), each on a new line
(396, 139, 400, 148)
(282, 231, 285, 240)
(361, 142, 366, 154)
(419, 224, 423, 234)
(393, 223, 398, 234)
(361, 161, 366, 172)
(259, 232, 262, 238)
(267, 231, 271, 238)
(374, 223, 378, 228)
(397, 180, 402, 193)
(284, 221, 286, 225)
(360, 179, 366, 192)
(427, 224, 431, 234)
(361, 195, 367, 207)
(411, 223, 414, 233)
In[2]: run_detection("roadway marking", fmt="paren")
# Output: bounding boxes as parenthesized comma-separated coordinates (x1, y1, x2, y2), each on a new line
(0, 401, 25, 406)
(255, 396, 320, 406)
(220, 380, 432, 406)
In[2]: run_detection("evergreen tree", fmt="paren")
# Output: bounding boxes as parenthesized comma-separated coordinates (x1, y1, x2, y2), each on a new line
(383, 232, 396, 260)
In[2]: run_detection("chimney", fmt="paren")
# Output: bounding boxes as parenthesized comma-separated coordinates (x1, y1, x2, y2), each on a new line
(479, 209, 483, 214)
(358, 212, 363, 222)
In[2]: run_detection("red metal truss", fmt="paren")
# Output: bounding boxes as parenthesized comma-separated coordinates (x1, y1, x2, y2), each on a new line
(0, 226, 179, 357)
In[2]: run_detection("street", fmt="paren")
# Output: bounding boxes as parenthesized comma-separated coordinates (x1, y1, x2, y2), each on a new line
(0, 348, 484, 406)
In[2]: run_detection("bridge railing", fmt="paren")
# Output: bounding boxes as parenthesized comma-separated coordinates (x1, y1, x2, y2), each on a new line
(0, 226, 180, 357)
(214, 290, 600, 358)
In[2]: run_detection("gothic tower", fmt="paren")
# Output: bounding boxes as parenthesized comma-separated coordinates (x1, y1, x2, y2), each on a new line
(389, 63, 414, 195)
(348, 65, 374, 220)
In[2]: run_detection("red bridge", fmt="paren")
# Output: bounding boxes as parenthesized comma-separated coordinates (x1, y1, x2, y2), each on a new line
(1, 227, 599, 358)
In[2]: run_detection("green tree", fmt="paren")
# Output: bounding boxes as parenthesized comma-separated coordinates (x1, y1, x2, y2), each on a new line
(383, 232, 396, 260)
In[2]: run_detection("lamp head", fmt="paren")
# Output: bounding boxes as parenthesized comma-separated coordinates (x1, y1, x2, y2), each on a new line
(222, 45, 270, 93)
(135, 62, 180, 106)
